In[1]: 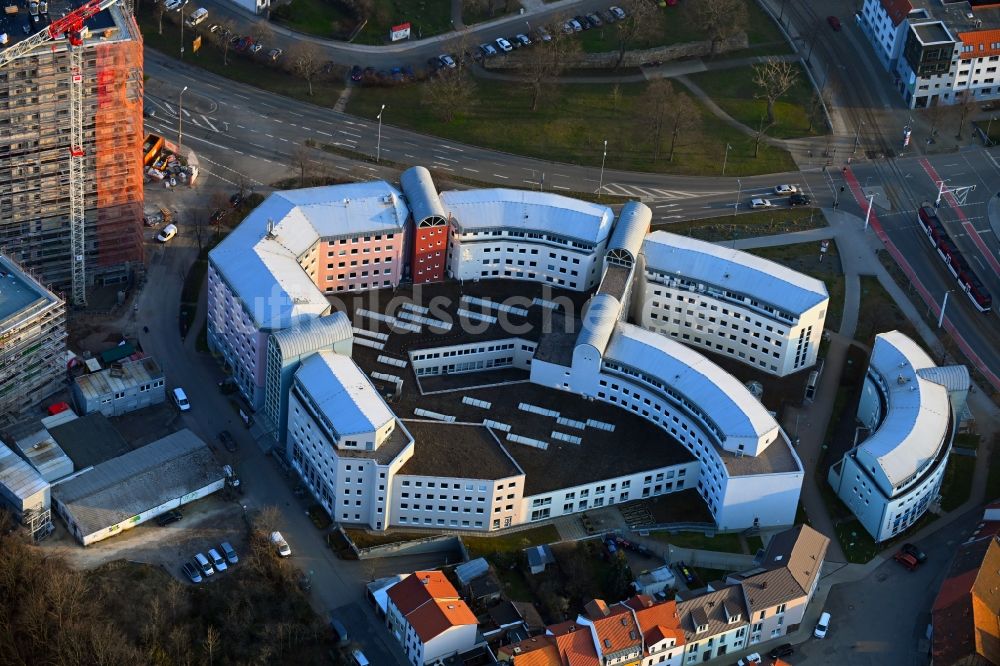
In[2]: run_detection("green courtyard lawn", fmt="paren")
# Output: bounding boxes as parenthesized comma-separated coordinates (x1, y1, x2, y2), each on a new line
(463, 524, 560, 559)
(462, 0, 523, 26)
(272, 0, 452, 42)
(688, 64, 823, 140)
(346, 80, 797, 176)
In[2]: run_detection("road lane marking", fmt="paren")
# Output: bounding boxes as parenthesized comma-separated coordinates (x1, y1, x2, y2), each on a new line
(552, 185, 570, 190)
(463, 167, 480, 173)
(493, 173, 509, 179)
(200, 115, 217, 131)
(316, 130, 332, 136)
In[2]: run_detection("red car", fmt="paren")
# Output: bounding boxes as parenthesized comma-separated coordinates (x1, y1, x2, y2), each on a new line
(893, 551, 919, 571)
(827, 15, 841, 31)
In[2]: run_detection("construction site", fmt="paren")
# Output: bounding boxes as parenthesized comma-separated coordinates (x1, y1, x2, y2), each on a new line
(0, 0, 145, 304)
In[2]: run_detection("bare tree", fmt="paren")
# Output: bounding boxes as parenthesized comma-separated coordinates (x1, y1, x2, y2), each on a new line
(643, 80, 700, 161)
(613, 0, 658, 69)
(251, 21, 274, 49)
(694, 0, 749, 56)
(214, 19, 236, 65)
(254, 505, 283, 535)
(421, 69, 476, 122)
(292, 144, 313, 186)
(155, 0, 166, 35)
(610, 83, 622, 109)
(517, 33, 580, 111)
(203, 625, 220, 666)
(752, 114, 776, 158)
(287, 42, 324, 96)
(956, 89, 976, 139)
(752, 56, 799, 125)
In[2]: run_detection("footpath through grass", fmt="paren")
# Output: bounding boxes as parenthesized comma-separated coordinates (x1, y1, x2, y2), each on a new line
(689, 64, 823, 140)
(347, 80, 796, 176)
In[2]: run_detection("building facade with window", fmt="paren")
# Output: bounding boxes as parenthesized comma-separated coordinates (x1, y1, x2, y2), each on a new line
(442, 189, 615, 291)
(402, 166, 450, 284)
(637, 231, 828, 377)
(828, 331, 968, 542)
(385, 571, 480, 665)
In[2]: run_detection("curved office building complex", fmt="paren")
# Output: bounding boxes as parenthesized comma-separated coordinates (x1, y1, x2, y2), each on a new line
(828, 331, 969, 542)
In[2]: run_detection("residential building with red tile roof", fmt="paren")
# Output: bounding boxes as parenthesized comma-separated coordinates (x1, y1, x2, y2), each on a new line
(549, 621, 601, 666)
(497, 636, 562, 665)
(580, 601, 643, 664)
(932, 504, 1000, 666)
(624, 595, 686, 665)
(386, 571, 481, 664)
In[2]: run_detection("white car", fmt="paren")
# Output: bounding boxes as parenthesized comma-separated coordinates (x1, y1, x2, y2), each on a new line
(609, 5, 626, 19)
(172, 387, 191, 411)
(157, 223, 178, 242)
(773, 184, 798, 195)
(737, 654, 762, 666)
(271, 531, 291, 557)
(438, 54, 456, 69)
(750, 198, 775, 209)
(814, 611, 831, 638)
(495, 37, 513, 52)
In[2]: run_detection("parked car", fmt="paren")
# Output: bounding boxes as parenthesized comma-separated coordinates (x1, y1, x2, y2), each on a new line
(827, 15, 841, 30)
(574, 15, 591, 29)
(181, 561, 202, 583)
(600, 9, 616, 23)
(329, 614, 349, 644)
(156, 509, 182, 526)
(194, 552, 215, 577)
(737, 654, 761, 666)
(750, 198, 775, 209)
(609, 5, 626, 19)
(172, 387, 191, 411)
(893, 551, 920, 571)
(220, 541, 239, 565)
(208, 548, 228, 572)
(814, 611, 831, 638)
(208, 23, 220, 32)
(561, 21, 575, 34)
(585, 12, 602, 27)
(901, 542, 927, 562)
(156, 223, 178, 242)
(271, 531, 292, 557)
(773, 184, 798, 195)
(438, 54, 457, 69)
(349, 65, 362, 82)
(535, 26, 552, 41)
(218, 430, 237, 453)
(768, 644, 793, 659)
(604, 537, 617, 554)
(495, 37, 513, 52)
(789, 193, 811, 206)
(249, 42, 262, 54)
(268, 48, 282, 61)
(515, 33, 531, 47)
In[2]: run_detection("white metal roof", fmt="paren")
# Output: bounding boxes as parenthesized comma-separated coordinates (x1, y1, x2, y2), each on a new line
(440, 189, 614, 244)
(295, 351, 394, 437)
(209, 182, 408, 330)
(74, 357, 163, 401)
(576, 293, 621, 356)
(604, 323, 780, 443)
(270, 312, 354, 361)
(400, 166, 448, 224)
(857, 331, 953, 491)
(641, 231, 829, 315)
(607, 201, 651, 261)
(0, 440, 48, 502)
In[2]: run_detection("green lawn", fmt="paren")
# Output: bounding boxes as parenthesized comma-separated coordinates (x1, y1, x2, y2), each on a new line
(835, 518, 880, 564)
(749, 239, 845, 333)
(649, 531, 743, 553)
(954, 433, 983, 452)
(463, 524, 560, 558)
(856, 276, 921, 344)
(343, 529, 430, 548)
(137, 8, 344, 107)
(576, 0, 790, 56)
(688, 64, 823, 140)
(462, 0, 523, 26)
(347, 80, 796, 176)
(272, 0, 452, 42)
(660, 207, 827, 241)
(940, 454, 976, 511)
(270, 0, 355, 39)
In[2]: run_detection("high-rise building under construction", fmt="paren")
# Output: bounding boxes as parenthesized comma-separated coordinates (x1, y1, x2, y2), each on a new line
(0, 0, 144, 294)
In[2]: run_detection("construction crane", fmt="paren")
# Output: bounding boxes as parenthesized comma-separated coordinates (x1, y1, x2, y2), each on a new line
(0, 0, 122, 306)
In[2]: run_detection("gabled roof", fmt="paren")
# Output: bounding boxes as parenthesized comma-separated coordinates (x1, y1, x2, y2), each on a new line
(588, 604, 642, 656)
(641, 231, 828, 316)
(498, 636, 561, 665)
(959, 29, 1000, 60)
(406, 598, 477, 643)
(294, 351, 394, 437)
(624, 595, 685, 650)
(441, 189, 615, 245)
(386, 570, 460, 616)
(549, 621, 600, 666)
(932, 535, 1000, 665)
(676, 584, 748, 641)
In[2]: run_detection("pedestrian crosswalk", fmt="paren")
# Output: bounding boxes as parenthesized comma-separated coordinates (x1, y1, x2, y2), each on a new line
(601, 182, 728, 201)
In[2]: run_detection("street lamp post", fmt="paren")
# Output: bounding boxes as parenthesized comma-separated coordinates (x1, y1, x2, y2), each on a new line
(597, 139, 607, 198)
(853, 120, 865, 154)
(376, 103, 385, 163)
(863, 193, 874, 231)
(733, 179, 742, 220)
(722, 143, 732, 176)
(988, 116, 997, 145)
(178, 85, 189, 156)
(938, 289, 953, 328)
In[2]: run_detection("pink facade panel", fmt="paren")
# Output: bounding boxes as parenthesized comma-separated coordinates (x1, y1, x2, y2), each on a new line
(314, 232, 403, 293)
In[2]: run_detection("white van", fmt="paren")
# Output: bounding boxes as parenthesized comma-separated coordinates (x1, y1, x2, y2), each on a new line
(814, 611, 831, 638)
(172, 387, 191, 411)
(194, 552, 214, 576)
(185, 7, 207, 25)
(350, 649, 369, 666)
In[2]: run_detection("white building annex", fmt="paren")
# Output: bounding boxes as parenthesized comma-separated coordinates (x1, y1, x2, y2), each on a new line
(207, 170, 833, 535)
(442, 189, 615, 291)
(637, 231, 829, 377)
(828, 331, 968, 542)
